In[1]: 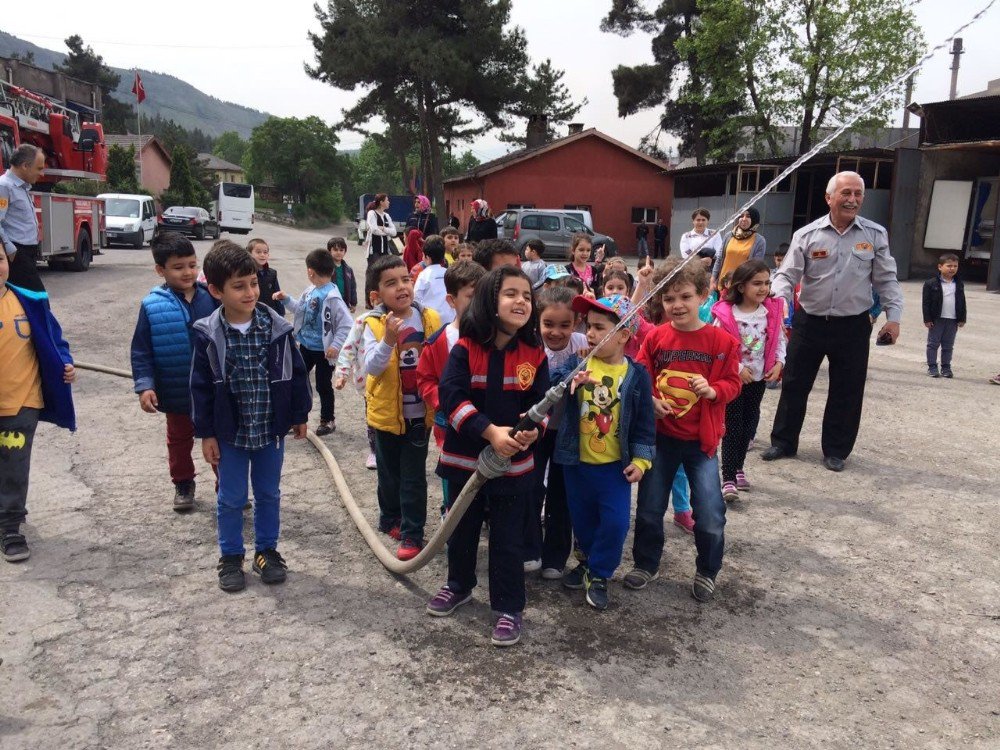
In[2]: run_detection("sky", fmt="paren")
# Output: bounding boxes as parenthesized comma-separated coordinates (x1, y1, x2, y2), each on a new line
(3, 0, 998, 160)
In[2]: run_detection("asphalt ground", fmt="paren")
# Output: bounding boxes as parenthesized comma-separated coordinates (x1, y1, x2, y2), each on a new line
(1, 222, 998, 748)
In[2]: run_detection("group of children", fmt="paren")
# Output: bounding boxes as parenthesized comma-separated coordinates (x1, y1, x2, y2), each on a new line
(346, 227, 798, 645)
(10, 223, 976, 650)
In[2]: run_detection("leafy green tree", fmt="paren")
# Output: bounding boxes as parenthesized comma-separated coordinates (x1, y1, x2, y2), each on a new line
(140, 113, 214, 153)
(694, 0, 923, 155)
(602, 0, 744, 165)
(308, 0, 529, 213)
(106, 145, 139, 193)
(244, 116, 346, 204)
(352, 136, 405, 195)
(604, 0, 923, 162)
(500, 59, 587, 146)
(443, 149, 480, 179)
(212, 131, 248, 168)
(161, 144, 210, 209)
(55, 35, 133, 133)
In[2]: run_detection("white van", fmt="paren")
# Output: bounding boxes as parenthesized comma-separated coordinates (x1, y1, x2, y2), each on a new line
(98, 193, 156, 248)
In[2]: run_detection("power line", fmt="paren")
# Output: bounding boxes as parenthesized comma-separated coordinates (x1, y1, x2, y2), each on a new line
(9, 31, 305, 51)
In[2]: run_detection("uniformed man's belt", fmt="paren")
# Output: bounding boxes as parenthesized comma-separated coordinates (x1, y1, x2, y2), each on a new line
(803, 311, 869, 321)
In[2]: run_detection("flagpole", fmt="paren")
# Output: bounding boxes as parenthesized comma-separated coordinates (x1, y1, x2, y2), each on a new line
(135, 69, 143, 188)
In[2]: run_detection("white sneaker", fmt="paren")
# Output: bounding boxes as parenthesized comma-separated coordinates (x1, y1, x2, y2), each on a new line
(365, 451, 377, 470)
(541, 567, 563, 580)
(523, 558, 542, 573)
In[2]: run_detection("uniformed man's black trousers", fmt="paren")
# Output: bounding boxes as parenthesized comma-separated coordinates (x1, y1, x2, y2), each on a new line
(770, 311, 872, 460)
(8, 243, 45, 293)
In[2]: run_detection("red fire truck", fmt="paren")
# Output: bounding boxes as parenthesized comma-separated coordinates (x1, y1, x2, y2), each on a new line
(0, 78, 107, 271)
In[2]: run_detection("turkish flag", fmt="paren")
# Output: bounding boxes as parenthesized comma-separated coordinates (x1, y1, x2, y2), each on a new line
(131, 71, 146, 104)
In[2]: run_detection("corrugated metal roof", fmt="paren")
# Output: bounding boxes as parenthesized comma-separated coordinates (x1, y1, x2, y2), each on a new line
(669, 148, 894, 177)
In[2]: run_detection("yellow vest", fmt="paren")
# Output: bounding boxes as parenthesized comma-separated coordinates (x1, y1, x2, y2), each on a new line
(365, 306, 441, 434)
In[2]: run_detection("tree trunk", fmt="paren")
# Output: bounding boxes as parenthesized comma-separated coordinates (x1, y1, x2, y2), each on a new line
(387, 121, 410, 194)
(425, 100, 446, 219)
(798, 108, 814, 154)
(682, 9, 708, 166)
(745, 64, 781, 157)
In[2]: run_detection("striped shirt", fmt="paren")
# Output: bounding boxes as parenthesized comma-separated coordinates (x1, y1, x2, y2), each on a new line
(223, 307, 273, 450)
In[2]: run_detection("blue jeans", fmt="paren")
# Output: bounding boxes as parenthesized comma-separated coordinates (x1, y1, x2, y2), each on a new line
(217, 439, 284, 557)
(564, 462, 632, 579)
(633, 434, 726, 578)
(670, 464, 691, 513)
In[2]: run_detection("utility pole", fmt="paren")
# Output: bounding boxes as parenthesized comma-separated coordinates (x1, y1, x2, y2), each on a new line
(949, 38, 964, 100)
(902, 74, 915, 129)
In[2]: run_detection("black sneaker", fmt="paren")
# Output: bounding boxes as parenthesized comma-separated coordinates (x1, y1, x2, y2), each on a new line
(692, 572, 716, 602)
(217, 555, 245, 592)
(252, 548, 288, 584)
(315, 422, 335, 436)
(941, 368, 954, 379)
(1, 532, 30, 563)
(562, 563, 588, 590)
(173, 480, 195, 512)
(584, 572, 609, 610)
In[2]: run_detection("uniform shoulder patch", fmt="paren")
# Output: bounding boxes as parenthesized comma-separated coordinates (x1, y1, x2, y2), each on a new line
(516, 362, 536, 390)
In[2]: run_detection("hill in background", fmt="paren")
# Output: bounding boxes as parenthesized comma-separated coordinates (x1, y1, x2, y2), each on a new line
(0, 31, 269, 138)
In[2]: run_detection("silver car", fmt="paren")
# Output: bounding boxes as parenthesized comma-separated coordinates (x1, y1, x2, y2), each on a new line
(502, 210, 617, 260)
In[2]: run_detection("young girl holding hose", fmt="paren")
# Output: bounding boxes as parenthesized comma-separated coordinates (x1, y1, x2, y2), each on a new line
(426, 267, 550, 647)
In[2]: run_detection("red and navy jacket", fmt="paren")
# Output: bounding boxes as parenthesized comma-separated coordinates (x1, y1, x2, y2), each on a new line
(436, 336, 550, 493)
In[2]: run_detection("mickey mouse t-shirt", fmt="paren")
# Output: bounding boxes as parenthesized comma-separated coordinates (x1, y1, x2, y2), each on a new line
(395, 309, 426, 421)
(577, 358, 627, 465)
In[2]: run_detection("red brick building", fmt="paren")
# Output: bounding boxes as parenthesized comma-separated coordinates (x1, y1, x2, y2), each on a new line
(443, 128, 673, 256)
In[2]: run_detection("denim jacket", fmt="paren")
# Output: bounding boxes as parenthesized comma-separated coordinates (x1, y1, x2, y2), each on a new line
(553, 356, 656, 467)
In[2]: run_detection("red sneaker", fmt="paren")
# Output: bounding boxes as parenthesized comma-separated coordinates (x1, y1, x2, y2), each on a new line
(382, 524, 401, 541)
(673, 510, 695, 535)
(397, 539, 422, 561)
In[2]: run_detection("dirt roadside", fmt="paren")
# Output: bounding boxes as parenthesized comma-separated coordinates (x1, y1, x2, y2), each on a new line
(1, 223, 998, 749)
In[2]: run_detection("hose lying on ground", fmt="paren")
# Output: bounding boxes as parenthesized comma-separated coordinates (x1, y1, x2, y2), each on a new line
(74, 360, 508, 574)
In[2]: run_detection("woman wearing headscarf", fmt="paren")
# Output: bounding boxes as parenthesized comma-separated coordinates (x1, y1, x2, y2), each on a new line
(712, 207, 767, 290)
(365, 193, 397, 263)
(405, 194, 439, 238)
(465, 199, 498, 244)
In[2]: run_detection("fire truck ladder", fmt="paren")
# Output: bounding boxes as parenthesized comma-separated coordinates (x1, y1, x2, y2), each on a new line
(0, 79, 83, 143)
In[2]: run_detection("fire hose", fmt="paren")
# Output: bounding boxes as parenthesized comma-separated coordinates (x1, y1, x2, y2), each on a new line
(75, 2, 995, 575)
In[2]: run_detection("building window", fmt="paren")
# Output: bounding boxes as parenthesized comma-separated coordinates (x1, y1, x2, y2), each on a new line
(835, 157, 893, 190)
(631, 207, 658, 223)
(506, 203, 535, 209)
(564, 204, 592, 211)
(737, 165, 793, 194)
